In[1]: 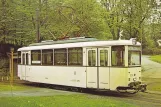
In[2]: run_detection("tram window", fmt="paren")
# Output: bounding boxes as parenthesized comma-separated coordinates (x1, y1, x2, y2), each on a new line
(68, 48, 83, 66)
(31, 50, 41, 65)
(18, 51, 21, 64)
(42, 49, 53, 65)
(22, 53, 25, 65)
(54, 49, 67, 65)
(112, 46, 125, 66)
(88, 50, 96, 66)
(100, 50, 108, 66)
(26, 53, 29, 65)
(128, 51, 141, 66)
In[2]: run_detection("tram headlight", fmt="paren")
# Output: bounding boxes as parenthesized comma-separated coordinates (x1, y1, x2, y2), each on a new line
(133, 78, 137, 81)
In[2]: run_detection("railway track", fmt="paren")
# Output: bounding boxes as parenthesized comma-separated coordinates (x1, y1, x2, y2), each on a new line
(74, 89, 161, 107)
(93, 91, 161, 107)
(81, 90, 161, 107)
(121, 93, 161, 107)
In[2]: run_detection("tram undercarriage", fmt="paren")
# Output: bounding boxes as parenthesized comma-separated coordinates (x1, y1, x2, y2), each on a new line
(116, 81, 147, 94)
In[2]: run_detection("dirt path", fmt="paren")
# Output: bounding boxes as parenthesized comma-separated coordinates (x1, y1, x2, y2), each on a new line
(142, 55, 161, 78)
(0, 87, 79, 97)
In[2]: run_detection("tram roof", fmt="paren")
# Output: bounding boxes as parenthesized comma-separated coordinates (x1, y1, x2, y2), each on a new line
(18, 38, 141, 51)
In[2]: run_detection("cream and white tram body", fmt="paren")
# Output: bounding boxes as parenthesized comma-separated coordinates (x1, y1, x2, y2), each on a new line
(17, 37, 146, 92)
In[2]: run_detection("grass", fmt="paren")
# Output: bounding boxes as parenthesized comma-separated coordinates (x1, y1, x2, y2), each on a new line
(0, 95, 137, 107)
(0, 82, 35, 91)
(142, 78, 161, 92)
(0, 83, 138, 107)
(150, 55, 161, 64)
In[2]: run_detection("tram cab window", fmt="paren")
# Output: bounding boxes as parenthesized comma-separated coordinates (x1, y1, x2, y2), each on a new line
(68, 48, 82, 66)
(31, 50, 41, 65)
(54, 49, 67, 65)
(112, 46, 125, 66)
(128, 46, 141, 66)
(42, 49, 53, 65)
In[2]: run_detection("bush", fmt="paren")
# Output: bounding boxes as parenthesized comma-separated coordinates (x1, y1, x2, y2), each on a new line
(142, 48, 161, 55)
(0, 57, 9, 76)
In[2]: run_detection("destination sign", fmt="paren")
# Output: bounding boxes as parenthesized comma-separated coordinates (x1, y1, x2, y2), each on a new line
(128, 46, 141, 51)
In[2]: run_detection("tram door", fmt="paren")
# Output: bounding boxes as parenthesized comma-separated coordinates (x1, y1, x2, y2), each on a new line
(21, 52, 29, 80)
(86, 48, 98, 88)
(86, 48, 110, 89)
(98, 48, 110, 89)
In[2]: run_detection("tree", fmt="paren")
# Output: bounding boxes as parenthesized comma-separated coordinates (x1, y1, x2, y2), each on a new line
(101, 0, 155, 42)
(0, 0, 17, 44)
(47, 0, 112, 39)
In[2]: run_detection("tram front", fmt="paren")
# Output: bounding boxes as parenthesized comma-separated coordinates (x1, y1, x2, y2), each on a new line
(127, 46, 146, 93)
(115, 39, 147, 93)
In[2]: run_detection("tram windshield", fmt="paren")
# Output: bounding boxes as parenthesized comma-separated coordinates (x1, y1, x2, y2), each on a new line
(128, 46, 141, 66)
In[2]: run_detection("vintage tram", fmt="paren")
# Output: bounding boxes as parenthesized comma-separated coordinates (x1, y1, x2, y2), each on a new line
(17, 37, 146, 93)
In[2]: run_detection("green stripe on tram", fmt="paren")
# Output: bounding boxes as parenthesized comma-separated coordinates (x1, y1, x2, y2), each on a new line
(29, 37, 98, 46)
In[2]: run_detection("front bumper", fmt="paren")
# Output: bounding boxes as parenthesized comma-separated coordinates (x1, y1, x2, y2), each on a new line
(128, 81, 147, 92)
(117, 81, 147, 93)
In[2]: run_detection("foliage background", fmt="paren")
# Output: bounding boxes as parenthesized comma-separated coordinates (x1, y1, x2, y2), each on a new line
(0, 0, 160, 47)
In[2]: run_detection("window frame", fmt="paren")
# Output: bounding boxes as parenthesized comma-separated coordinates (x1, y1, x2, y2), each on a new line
(22, 53, 25, 65)
(54, 48, 67, 66)
(31, 50, 41, 65)
(111, 46, 125, 67)
(128, 50, 141, 67)
(26, 53, 29, 65)
(68, 47, 83, 66)
(99, 49, 108, 67)
(42, 49, 53, 66)
(18, 51, 21, 64)
(88, 50, 96, 66)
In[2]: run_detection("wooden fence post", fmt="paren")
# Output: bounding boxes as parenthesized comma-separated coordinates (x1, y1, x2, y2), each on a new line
(10, 48, 14, 85)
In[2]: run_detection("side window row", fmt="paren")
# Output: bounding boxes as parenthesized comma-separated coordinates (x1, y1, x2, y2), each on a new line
(21, 48, 83, 66)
